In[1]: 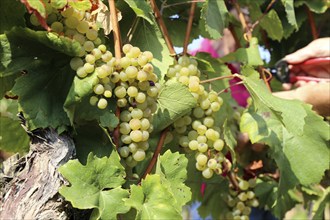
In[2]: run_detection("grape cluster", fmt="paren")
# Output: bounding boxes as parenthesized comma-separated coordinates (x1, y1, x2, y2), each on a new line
(225, 179, 259, 220)
(166, 56, 226, 179)
(29, 5, 160, 166)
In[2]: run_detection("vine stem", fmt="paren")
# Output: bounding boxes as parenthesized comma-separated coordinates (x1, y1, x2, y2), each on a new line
(183, 1, 196, 55)
(260, 67, 272, 92)
(109, 0, 122, 59)
(250, 0, 277, 31)
(149, 0, 176, 55)
(232, 0, 252, 42)
(109, 0, 122, 149)
(306, 6, 318, 40)
(140, 128, 169, 181)
(222, 161, 239, 191)
(200, 75, 236, 84)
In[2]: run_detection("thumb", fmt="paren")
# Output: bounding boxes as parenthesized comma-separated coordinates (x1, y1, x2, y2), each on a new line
(284, 47, 313, 64)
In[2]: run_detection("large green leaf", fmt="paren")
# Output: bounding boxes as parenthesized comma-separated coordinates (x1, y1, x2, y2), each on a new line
(124, 0, 154, 24)
(199, 0, 228, 39)
(124, 174, 182, 219)
(239, 66, 330, 194)
(156, 150, 191, 208)
(59, 151, 129, 218)
(0, 0, 26, 34)
(219, 38, 264, 66)
(2, 27, 82, 130)
(250, 7, 284, 41)
(152, 82, 197, 133)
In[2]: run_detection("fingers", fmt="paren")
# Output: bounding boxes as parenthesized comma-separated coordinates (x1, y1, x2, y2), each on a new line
(284, 37, 330, 64)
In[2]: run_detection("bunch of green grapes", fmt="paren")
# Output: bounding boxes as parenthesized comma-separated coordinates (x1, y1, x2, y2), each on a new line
(113, 44, 160, 167)
(30, 5, 160, 167)
(225, 179, 259, 220)
(166, 56, 226, 179)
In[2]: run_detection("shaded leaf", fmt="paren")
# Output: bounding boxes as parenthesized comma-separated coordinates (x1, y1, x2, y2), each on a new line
(294, 0, 329, 14)
(281, 0, 298, 28)
(0, 0, 26, 34)
(73, 122, 114, 165)
(124, 0, 154, 24)
(200, 0, 228, 39)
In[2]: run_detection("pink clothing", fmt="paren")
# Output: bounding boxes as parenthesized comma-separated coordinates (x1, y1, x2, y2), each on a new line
(191, 39, 250, 107)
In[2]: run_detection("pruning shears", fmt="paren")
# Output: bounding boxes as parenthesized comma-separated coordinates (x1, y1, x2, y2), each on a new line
(269, 57, 330, 83)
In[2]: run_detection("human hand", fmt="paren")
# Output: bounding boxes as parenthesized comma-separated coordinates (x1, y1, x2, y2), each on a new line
(284, 37, 330, 78)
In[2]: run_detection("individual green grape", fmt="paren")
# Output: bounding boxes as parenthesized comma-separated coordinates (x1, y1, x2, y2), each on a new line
(198, 143, 208, 153)
(238, 192, 248, 202)
(119, 146, 130, 158)
(65, 16, 79, 29)
(76, 20, 89, 33)
(127, 86, 138, 97)
(132, 149, 146, 161)
(130, 130, 143, 142)
(83, 63, 94, 73)
(126, 66, 138, 78)
(238, 180, 250, 191)
(202, 168, 214, 179)
(193, 107, 204, 118)
(70, 57, 84, 71)
(51, 21, 63, 33)
(179, 136, 189, 147)
(131, 108, 143, 119)
(119, 122, 131, 135)
(129, 118, 141, 130)
(207, 158, 217, 169)
(97, 98, 107, 109)
(89, 96, 98, 106)
(93, 84, 104, 95)
(135, 92, 146, 103)
(114, 86, 127, 98)
(30, 14, 40, 26)
(189, 140, 199, 151)
(104, 90, 112, 98)
(123, 44, 133, 54)
(213, 139, 225, 151)
(117, 98, 128, 108)
(196, 153, 208, 165)
(83, 41, 94, 52)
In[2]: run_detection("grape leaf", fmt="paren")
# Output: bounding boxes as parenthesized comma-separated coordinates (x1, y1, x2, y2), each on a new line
(124, 175, 182, 219)
(250, 8, 284, 41)
(73, 122, 114, 165)
(200, 0, 228, 39)
(254, 179, 298, 219)
(124, 0, 154, 24)
(22, 0, 46, 18)
(152, 82, 197, 133)
(294, 0, 329, 14)
(89, 187, 130, 220)
(0, 117, 29, 153)
(156, 150, 192, 208)
(1, 27, 83, 130)
(312, 187, 330, 220)
(130, 18, 173, 78)
(239, 66, 330, 194)
(281, 0, 298, 28)
(59, 152, 127, 213)
(219, 38, 264, 66)
(68, 0, 92, 11)
(50, 0, 67, 9)
(0, 0, 26, 34)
